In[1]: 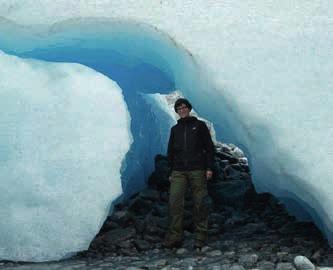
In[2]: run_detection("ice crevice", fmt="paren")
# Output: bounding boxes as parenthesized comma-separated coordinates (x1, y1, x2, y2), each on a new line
(0, 17, 332, 261)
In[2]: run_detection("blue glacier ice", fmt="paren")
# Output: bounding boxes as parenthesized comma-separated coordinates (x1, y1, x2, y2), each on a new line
(0, 19, 185, 198)
(0, 0, 333, 262)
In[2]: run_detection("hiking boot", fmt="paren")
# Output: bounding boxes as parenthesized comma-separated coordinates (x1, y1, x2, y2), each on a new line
(193, 239, 206, 249)
(162, 239, 182, 249)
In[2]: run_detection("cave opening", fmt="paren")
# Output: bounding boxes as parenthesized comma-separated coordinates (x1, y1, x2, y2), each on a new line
(1, 19, 232, 199)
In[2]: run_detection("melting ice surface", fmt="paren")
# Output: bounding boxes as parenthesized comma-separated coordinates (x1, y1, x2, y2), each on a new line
(0, 0, 333, 262)
(0, 51, 131, 261)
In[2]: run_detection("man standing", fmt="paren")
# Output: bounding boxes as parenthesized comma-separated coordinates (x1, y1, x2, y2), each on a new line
(164, 98, 214, 249)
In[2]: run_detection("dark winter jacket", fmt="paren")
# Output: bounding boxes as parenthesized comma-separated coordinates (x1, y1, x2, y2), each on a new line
(167, 116, 214, 171)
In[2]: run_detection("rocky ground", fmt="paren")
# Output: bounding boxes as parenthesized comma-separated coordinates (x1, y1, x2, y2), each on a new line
(1, 142, 333, 270)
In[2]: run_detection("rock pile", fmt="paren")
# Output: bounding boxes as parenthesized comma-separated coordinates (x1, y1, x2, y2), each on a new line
(73, 142, 332, 269)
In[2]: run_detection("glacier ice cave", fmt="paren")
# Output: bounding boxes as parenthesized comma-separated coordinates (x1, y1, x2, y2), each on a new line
(0, 1, 333, 262)
(0, 19, 214, 261)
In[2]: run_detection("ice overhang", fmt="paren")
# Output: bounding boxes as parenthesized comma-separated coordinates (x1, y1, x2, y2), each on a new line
(0, 18, 215, 197)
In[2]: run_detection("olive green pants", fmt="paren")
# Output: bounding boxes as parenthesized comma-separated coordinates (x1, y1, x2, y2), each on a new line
(167, 170, 209, 242)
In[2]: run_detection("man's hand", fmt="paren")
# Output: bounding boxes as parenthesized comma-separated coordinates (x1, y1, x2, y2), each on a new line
(206, 170, 213, 180)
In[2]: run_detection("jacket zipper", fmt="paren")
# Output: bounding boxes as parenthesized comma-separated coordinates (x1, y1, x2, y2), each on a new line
(184, 123, 188, 169)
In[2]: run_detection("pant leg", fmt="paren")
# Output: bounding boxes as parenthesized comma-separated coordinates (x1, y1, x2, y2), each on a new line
(167, 170, 188, 241)
(188, 170, 209, 241)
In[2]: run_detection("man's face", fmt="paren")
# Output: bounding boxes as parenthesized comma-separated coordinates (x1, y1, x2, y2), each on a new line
(176, 103, 190, 118)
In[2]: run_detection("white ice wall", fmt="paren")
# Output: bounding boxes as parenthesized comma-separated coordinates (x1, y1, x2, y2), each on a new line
(0, 0, 333, 246)
(0, 51, 131, 261)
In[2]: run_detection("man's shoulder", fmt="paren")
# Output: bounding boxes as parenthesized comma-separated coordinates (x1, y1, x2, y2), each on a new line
(196, 119, 207, 127)
(196, 119, 205, 124)
(171, 123, 178, 131)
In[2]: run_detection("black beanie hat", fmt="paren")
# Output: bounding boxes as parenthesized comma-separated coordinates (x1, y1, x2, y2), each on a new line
(174, 98, 192, 112)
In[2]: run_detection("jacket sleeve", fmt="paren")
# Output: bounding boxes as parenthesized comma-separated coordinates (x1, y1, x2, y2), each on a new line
(201, 122, 215, 170)
(167, 127, 174, 170)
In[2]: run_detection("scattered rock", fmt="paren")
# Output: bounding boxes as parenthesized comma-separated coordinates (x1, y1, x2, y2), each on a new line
(146, 259, 167, 268)
(206, 250, 222, 257)
(182, 257, 197, 267)
(277, 251, 290, 262)
(238, 254, 258, 268)
(276, 262, 296, 270)
(128, 196, 153, 215)
(294, 256, 315, 270)
(139, 189, 160, 201)
(201, 246, 212, 253)
(103, 227, 136, 244)
(229, 264, 246, 270)
(134, 239, 150, 251)
(176, 248, 188, 255)
(109, 209, 133, 227)
(257, 261, 275, 270)
(224, 251, 236, 260)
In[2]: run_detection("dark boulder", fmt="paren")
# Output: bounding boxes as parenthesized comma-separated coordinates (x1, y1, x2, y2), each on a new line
(208, 180, 256, 209)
